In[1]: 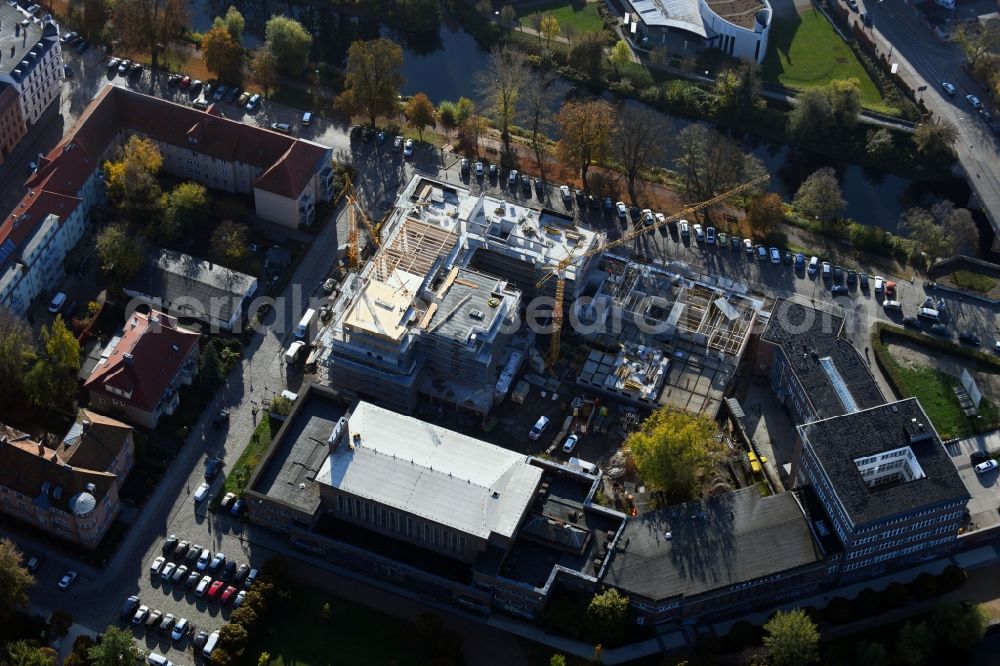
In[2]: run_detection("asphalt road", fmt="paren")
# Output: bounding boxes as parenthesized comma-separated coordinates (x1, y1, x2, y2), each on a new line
(6, 40, 1000, 665)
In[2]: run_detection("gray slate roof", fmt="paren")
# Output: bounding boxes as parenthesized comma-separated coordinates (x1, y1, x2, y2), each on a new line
(603, 488, 820, 601)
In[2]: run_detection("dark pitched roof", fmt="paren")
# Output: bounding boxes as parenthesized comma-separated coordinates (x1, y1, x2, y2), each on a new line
(762, 299, 885, 421)
(124, 249, 256, 324)
(603, 488, 821, 602)
(0, 425, 116, 514)
(83, 310, 200, 413)
(60, 410, 132, 472)
(799, 398, 970, 527)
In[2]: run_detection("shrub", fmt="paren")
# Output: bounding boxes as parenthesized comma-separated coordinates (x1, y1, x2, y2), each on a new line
(939, 564, 968, 591)
(910, 572, 940, 600)
(883, 582, 909, 608)
(727, 619, 764, 648)
(854, 587, 883, 618)
(824, 597, 854, 624)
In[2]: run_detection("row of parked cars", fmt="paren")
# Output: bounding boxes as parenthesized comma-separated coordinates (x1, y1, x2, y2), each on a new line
(121, 593, 220, 665)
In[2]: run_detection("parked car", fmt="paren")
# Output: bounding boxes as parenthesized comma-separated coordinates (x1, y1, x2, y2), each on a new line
(832, 265, 843, 283)
(822, 262, 832, 278)
(58, 570, 77, 589)
(930, 323, 949, 336)
(185, 545, 202, 565)
(234, 590, 247, 608)
(529, 416, 549, 440)
(794, 254, 805, 271)
(221, 492, 237, 509)
(873, 276, 884, 292)
(159, 613, 176, 634)
(959, 331, 981, 346)
(756, 245, 767, 260)
(562, 434, 579, 453)
(195, 576, 212, 596)
(403, 139, 414, 157)
(942, 81, 956, 95)
(162, 534, 178, 555)
(193, 630, 209, 650)
(245, 93, 261, 112)
(185, 570, 201, 588)
(244, 568, 258, 588)
(706, 226, 716, 244)
(718, 231, 728, 246)
(207, 580, 225, 600)
(967, 94, 983, 109)
(132, 605, 149, 625)
(730, 235, 740, 251)
(975, 459, 998, 474)
(144, 609, 162, 630)
(150, 556, 166, 576)
(831, 285, 849, 295)
(859, 273, 869, 290)
(171, 564, 188, 584)
(179, 75, 190, 89)
(694, 224, 704, 242)
(231, 498, 245, 516)
(885, 281, 897, 298)
(234, 564, 251, 584)
(209, 552, 226, 572)
(121, 595, 140, 620)
(808, 256, 819, 276)
(769, 247, 781, 264)
(190, 80, 203, 94)
(205, 457, 223, 480)
(222, 560, 237, 581)
(971, 450, 991, 465)
(160, 562, 176, 581)
(902, 315, 921, 328)
(196, 549, 211, 571)
(475, 162, 484, 178)
(743, 238, 753, 254)
(270, 122, 291, 133)
(193, 482, 210, 503)
(221, 585, 238, 604)
(238, 92, 250, 107)
(847, 270, 857, 286)
(171, 618, 189, 641)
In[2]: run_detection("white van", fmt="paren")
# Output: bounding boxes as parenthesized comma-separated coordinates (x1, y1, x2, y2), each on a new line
(294, 309, 316, 340)
(883, 300, 902, 311)
(528, 416, 549, 440)
(202, 631, 220, 659)
(285, 340, 305, 364)
(302, 111, 313, 125)
(48, 292, 66, 313)
(918, 307, 940, 321)
(147, 653, 174, 666)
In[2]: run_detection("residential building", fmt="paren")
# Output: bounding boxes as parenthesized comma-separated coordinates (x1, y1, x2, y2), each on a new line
(83, 310, 200, 429)
(0, 84, 26, 162)
(793, 398, 969, 580)
(623, 0, 772, 63)
(757, 299, 885, 425)
(123, 248, 258, 332)
(0, 3, 62, 128)
(0, 410, 133, 548)
(0, 84, 332, 315)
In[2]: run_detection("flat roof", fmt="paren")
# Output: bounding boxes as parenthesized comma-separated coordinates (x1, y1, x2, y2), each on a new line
(603, 488, 821, 601)
(252, 391, 348, 516)
(762, 299, 885, 421)
(628, 0, 707, 36)
(342, 271, 422, 341)
(799, 398, 970, 527)
(316, 401, 543, 540)
(427, 268, 510, 342)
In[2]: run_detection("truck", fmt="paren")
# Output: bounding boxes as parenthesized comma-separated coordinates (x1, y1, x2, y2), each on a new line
(294, 308, 317, 341)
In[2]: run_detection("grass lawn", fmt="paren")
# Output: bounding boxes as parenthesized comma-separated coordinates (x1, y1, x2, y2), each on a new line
(517, 0, 604, 33)
(246, 585, 435, 665)
(951, 270, 997, 294)
(762, 10, 889, 112)
(211, 416, 277, 508)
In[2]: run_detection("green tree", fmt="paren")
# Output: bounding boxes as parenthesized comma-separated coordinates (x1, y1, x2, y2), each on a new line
(793, 167, 845, 223)
(25, 317, 81, 410)
(218, 623, 248, 655)
(539, 14, 560, 49)
(549, 656, 567, 666)
(455, 97, 476, 125)
(499, 4, 516, 38)
(932, 601, 989, 649)
(787, 86, 833, 141)
(614, 105, 671, 207)
(405, 92, 436, 142)
(437, 101, 458, 134)
(5, 641, 55, 666)
(210, 220, 249, 264)
(825, 78, 862, 131)
(264, 16, 312, 73)
(609, 40, 631, 73)
(569, 31, 605, 81)
(258, 653, 271, 666)
(895, 621, 935, 666)
(556, 99, 615, 192)
(585, 589, 630, 645)
(853, 639, 888, 666)
(250, 46, 278, 99)
(110, 0, 188, 76)
(0, 307, 35, 410)
(955, 19, 1000, 68)
(213, 5, 244, 43)
(198, 343, 225, 392)
(0, 540, 33, 621)
(865, 127, 894, 158)
(475, 46, 527, 165)
(211, 649, 233, 666)
(159, 182, 208, 241)
(746, 192, 785, 237)
(96, 224, 144, 285)
(931, 200, 979, 255)
(87, 627, 141, 666)
(913, 118, 958, 158)
(899, 207, 950, 259)
(674, 124, 767, 217)
(715, 60, 762, 115)
(201, 26, 243, 81)
(762, 609, 819, 666)
(335, 38, 405, 129)
(104, 136, 164, 223)
(625, 407, 721, 501)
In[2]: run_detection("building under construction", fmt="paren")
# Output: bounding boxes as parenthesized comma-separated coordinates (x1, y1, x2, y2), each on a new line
(575, 257, 762, 414)
(318, 176, 601, 415)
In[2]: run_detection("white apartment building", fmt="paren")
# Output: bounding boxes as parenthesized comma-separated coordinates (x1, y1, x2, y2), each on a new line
(0, 3, 63, 127)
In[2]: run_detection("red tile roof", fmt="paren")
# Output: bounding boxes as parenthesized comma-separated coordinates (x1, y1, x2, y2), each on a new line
(83, 310, 200, 414)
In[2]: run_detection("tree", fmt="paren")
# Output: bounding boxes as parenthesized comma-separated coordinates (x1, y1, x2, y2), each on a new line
(405, 93, 436, 142)
(335, 39, 405, 129)
(609, 40, 631, 73)
(459, 114, 486, 157)
(437, 101, 458, 134)
(159, 182, 208, 242)
(614, 105, 671, 207)
(527, 12, 544, 45)
(788, 79, 860, 141)
(475, 46, 527, 165)
(932, 601, 988, 650)
(87, 627, 141, 666)
(211, 220, 250, 264)
(456, 97, 476, 126)
(24, 317, 80, 410)
(569, 31, 604, 80)
(539, 14, 560, 48)
(625, 407, 721, 502)
(201, 26, 243, 81)
(218, 623, 248, 654)
(585, 589, 630, 645)
(81, 0, 108, 41)
(5, 642, 55, 666)
(556, 100, 615, 192)
(793, 167, 845, 223)
(0, 540, 32, 622)
(762, 609, 819, 666)
(264, 16, 312, 74)
(852, 640, 888, 666)
(104, 136, 164, 223)
(96, 224, 144, 285)
(674, 124, 767, 215)
(499, 5, 516, 38)
(825, 78, 861, 131)
(865, 127, 894, 158)
(747, 192, 785, 236)
(211, 649, 234, 666)
(0, 307, 35, 409)
(249, 47, 278, 99)
(899, 206, 966, 260)
(895, 621, 935, 666)
(519, 69, 557, 180)
(549, 656, 567, 666)
(213, 5, 244, 43)
(955, 19, 1000, 68)
(258, 653, 271, 666)
(715, 60, 762, 115)
(931, 200, 980, 255)
(913, 118, 958, 158)
(110, 0, 189, 76)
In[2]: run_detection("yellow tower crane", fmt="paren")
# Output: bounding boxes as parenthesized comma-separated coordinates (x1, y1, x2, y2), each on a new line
(343, 176, 384, 271)
(536, 176, 769, 367)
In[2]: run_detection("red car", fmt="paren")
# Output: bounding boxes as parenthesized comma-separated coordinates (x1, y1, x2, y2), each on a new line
(885, 281, 897, 298)
(207, 580, 224, 600)
(179, 76, 190, 90)
(221, 585, 237, 604)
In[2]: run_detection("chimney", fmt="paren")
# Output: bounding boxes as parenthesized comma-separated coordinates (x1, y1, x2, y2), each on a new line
(123, 352, 133, 364)
(37, 442, 43, 456)
(150, 314, 161, 332)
